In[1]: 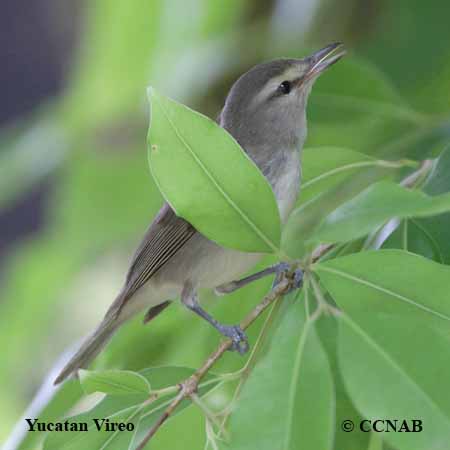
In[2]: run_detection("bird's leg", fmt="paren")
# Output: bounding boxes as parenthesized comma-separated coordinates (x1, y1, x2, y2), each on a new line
(181, 281, 249, 354)
(214, 262, 303, 295)
(214, 266, 277, 295)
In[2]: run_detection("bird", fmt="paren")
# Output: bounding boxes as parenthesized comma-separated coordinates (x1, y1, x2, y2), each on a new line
(55, 42, 345, 384)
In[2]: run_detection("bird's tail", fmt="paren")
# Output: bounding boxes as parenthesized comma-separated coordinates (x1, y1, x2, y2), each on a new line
(54, 315, 119, 385)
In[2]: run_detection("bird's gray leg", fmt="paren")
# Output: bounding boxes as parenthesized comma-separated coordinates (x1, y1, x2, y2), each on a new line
(214, 262, 303, 295)
(181, 281, 249, 354)
(214, 266, 277, 295)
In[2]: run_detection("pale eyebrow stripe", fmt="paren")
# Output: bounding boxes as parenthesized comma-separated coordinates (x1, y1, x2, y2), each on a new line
(252, 66, 302, 105)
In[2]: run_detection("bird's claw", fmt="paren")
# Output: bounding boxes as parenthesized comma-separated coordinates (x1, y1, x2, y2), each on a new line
(291, 268, 304, 290)
(273, 263, 303, 294)
(220, 325, 249, 354)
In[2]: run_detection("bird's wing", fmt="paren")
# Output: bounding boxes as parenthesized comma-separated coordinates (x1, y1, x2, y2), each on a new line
(113, 202, 196, 315)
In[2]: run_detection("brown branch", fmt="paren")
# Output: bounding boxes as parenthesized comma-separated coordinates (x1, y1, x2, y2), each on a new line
(136, 245, 333, 450)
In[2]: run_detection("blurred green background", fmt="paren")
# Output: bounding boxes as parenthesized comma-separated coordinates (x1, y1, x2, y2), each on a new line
(1, 0, 450, 448)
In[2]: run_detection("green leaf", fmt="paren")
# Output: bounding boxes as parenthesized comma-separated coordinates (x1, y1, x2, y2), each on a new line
(44, 366, 219, 450)
(147, 87, 281, 253)
(227, 297, 335, 450)
(79, 369, 151, 396)
(314, 250, 450, 450)
(299, 147, 377, 206)
(313, 181, 450, 244)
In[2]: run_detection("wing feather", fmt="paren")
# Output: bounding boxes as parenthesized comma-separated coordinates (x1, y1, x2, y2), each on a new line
(116, 203, 196, 313)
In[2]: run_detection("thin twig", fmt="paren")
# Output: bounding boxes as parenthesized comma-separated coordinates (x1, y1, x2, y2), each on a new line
(136, 245, 333, 449)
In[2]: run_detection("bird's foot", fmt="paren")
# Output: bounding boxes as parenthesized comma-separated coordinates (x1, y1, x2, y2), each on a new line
(273, 263, 304, 293)
(218, 324, 249, 354)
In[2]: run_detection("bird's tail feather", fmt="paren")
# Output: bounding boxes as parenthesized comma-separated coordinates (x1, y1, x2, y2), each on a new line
(54, 316, 119, 385)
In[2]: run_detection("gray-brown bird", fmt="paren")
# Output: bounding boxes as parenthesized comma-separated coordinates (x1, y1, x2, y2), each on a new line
(55, 43, 345, 384)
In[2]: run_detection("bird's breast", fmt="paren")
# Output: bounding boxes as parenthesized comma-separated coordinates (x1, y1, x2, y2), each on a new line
(249, 143, 301, 223)
(270, 149, 301, 223)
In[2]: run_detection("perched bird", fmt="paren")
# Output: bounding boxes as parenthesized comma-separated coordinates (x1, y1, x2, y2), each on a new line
(55, 43, 345, 384)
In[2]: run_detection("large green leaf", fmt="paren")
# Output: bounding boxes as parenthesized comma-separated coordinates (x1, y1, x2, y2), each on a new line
(44, 366, 219, 450)
(314, 250, 450, 450)
(147, 88, 281, 253)
(227, 296, 334, 450)
(313, 181, 450, 244)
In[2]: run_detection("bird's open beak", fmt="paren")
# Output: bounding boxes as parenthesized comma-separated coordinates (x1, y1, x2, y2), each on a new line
(305, 42, 346, 79)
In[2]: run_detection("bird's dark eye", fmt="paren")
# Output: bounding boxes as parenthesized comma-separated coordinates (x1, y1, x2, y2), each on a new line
(278, 81, 291, 95)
